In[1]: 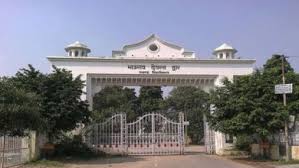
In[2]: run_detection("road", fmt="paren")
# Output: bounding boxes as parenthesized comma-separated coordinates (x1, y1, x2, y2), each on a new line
(66, 146, 255, 168)
(66, 154, 254, 168)
(24, 146, 298, 168)
(23, 146, 259, 168)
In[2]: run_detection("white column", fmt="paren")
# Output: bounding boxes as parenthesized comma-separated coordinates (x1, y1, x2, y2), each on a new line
(93, 78, 103, 95)
(86, 75, 93, 110)
(80, 74, 87, 101)
(211, 76, 227, 155)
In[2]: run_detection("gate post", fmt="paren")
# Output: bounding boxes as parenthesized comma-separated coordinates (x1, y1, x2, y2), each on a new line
(204, 105, 216, 154)
(120, 113, 127, 155)
(151, 113, 155, 155)
(179, 112, 185, 155)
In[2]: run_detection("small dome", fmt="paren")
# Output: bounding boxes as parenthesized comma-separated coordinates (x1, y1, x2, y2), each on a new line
(65, 41, 91, 53)
(213, 43, 237, 54)
(65, 41, 91, 57)
(213, 43, 238, 59)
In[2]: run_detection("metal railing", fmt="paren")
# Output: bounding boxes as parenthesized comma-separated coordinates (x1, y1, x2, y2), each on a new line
(277, 132, 299, 146)
(0, 136, 29, 168)
(84, 112, 186, 155)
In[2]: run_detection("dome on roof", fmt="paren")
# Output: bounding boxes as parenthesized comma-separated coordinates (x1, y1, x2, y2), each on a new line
(65, 41, 91, 52)
(213, 43, 238, 59)
(213, 43, 237, 54)
(65, 41, 91, 57)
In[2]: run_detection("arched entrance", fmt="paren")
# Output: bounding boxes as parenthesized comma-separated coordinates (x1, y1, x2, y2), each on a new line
(47, 34, 255, 155)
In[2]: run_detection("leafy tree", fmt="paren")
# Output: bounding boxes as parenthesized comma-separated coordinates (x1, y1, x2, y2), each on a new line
(41, 67, 90, 139)
(0, 77, 42, 136)
(92, 86, 138, 121)
(13, 64, 45, 94)
(208, 55, 299, 144)
(12, 65, 90, 141)
(138, 86, 163, 115)
(263, 55, 299, 130)
(165, 86, 210, 144)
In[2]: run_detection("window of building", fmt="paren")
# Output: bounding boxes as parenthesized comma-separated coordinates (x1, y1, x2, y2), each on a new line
(81, 51, 85, 56)
(219, 53, 223, 59)
(148, 43, 159, 52)
(226, 52, 230, 58)
(75, 50, 79, 57)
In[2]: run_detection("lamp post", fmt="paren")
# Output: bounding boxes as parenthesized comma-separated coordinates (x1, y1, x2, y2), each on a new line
(281, 55, 290, 161)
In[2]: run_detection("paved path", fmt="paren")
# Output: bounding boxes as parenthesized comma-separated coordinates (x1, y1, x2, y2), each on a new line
(66, 154, 255, 168)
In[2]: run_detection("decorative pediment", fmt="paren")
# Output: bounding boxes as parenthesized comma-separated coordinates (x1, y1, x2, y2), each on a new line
(112, 34, 195, 59)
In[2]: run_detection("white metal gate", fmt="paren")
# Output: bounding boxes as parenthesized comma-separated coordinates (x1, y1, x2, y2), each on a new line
(84, 113, 127, 155)
(84, 112, 185, 155)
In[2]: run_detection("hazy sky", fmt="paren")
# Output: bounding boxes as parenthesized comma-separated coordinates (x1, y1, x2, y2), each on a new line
(0, 0, 299, 76)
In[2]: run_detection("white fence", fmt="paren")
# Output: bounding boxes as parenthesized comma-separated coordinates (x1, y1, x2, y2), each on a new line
(0, 136, 30, 168)
(276, 132, 299, 146)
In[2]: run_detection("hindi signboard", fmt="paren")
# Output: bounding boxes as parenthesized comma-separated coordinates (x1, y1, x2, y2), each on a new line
(275, 84, 293, 94)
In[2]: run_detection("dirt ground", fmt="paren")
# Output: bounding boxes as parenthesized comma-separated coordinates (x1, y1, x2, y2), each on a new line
(64, 154, 255, 168)
(22, 146, 299, 168)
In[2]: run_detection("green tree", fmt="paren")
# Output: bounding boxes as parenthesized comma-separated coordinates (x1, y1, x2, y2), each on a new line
(165, 86, 210, 144)
(13, 64, 45, 94)
(12, 65, 90, 141)
(92, 86, 138, 121)
(263, 55, 299, 130)
(42, 67, 90, 139)
(138, 86, 163, 115)
(0, 77, 42, 136)
(208, 55, 299, 144)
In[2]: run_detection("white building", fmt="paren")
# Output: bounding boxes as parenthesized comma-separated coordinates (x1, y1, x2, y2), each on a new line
(47, 34, 255, 154)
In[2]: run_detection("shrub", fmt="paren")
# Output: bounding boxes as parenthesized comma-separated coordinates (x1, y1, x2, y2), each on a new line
(54, 134, 102, 158)
(235, 135, 252, 151)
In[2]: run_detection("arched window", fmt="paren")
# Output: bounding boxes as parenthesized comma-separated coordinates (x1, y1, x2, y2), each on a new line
(219, 53, 223, 59)
(75, 50, 79, 57)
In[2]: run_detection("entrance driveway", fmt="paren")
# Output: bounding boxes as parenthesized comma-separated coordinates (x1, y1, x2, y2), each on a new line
(66, 154, 254, 168)
(66, 146, 254, 168)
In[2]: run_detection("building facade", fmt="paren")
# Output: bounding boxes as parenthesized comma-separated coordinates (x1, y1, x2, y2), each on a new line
(47, 34, 255, 154)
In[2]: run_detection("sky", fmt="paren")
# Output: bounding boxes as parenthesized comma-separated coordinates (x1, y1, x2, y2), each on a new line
(0, 0, 299, 76)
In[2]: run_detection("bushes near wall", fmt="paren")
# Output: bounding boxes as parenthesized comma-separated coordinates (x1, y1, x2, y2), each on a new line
(53, 135, 102, 159)
(235, 135, 252, 152)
